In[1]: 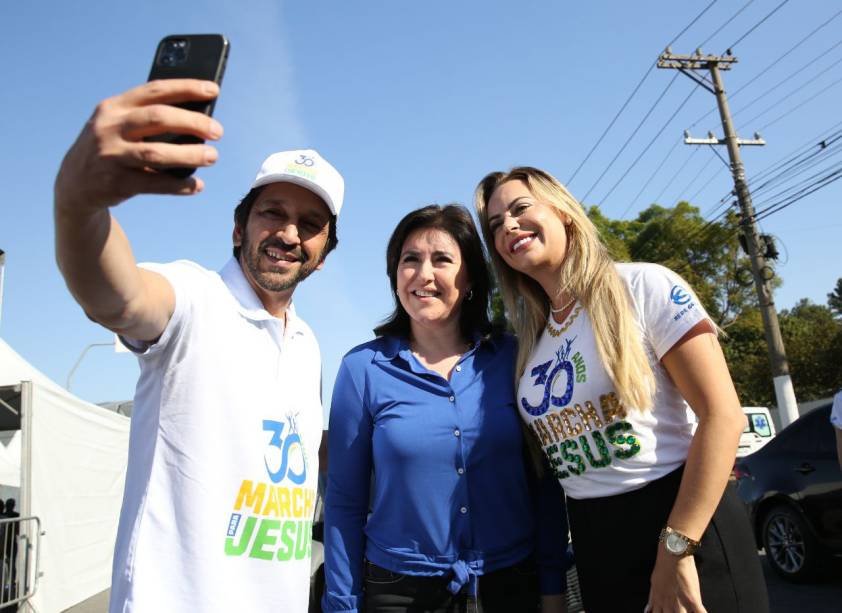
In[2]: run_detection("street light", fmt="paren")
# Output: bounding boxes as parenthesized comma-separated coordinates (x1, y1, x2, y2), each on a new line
(66, 337, 129, 392)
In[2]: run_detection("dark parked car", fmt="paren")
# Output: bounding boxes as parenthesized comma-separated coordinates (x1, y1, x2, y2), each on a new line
(734, 403, 842, 581)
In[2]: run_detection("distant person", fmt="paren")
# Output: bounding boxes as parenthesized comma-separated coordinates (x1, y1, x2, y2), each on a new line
(3, 500, 17, 521)
(2, 499, 18, 592)
(832, 390, 842, 470)
(323, 205, 569, 613)
(54, 79, 344, 612)
(474, 166, 769, 613)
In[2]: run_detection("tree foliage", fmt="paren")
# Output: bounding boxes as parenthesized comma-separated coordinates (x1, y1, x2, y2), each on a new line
(828, 277, 842, 318)
(589, 202, 842, 406)
(588, 202, 757, 327)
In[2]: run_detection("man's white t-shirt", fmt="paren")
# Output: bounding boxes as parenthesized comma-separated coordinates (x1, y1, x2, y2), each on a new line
(110, 259, 323, 613)
(518, 263, 711, 500)
(831, 390, 842, 430)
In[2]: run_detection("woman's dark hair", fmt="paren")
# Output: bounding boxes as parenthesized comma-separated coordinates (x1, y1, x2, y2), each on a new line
(232, 186, 338, 260)
(374, 204, 493, 341)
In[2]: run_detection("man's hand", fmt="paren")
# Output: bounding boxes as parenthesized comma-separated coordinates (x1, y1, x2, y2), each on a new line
(55, 79, 223, 214)
(54, 80, 222, 341)
(646, 548, 706, 613)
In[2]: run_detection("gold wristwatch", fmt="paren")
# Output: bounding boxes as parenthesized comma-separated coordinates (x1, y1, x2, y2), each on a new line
(659, 526, 701, 557)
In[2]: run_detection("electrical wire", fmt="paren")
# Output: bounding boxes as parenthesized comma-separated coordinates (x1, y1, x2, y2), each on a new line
(607, 2, 758, 215)
(625, 137, 683, 213)
(745, 120, 842, 185)
(653, 148, 700, 204)
(758, 74, 842, 131)
(566, 0, 719, 187)
(687, 7, 842, 129)
(752, 167, 842, 223)
(580, 73, 680, 202)
(698, 0, 757, 49)
(735, 55, 842, 129)
(730, 40, 842, 119)
(727, 0, 792, 51)
(608, 84, 701, 216)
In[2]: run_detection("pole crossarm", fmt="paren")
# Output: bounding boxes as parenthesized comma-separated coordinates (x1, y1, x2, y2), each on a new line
(684, 130, 766, 146)
(657, 49, 738, 71)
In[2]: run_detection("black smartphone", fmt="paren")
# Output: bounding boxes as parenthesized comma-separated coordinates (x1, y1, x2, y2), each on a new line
(147, 34, 230, 177)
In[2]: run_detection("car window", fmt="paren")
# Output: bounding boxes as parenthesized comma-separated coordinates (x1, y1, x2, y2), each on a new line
(778, 406, 833, 456)
(777, 417, 813, 454)
(745, 412, 773, 437)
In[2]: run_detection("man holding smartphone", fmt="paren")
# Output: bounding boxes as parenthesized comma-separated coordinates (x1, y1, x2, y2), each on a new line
(54, 79, 343, 613)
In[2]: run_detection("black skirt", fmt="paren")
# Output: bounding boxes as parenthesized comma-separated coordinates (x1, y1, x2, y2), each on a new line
(566, 465, 768, 613)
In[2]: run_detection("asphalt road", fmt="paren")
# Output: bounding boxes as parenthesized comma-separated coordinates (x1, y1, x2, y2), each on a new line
(762, 551, 842, 613)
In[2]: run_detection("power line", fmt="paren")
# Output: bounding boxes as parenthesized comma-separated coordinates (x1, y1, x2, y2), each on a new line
(698, 0, 757, 49)
(671, 153, 716, 205)
(750, 132, 842, 197)
(689, 165, 728, 208)
(581, 72, 680, 202)
(727, 0, 792, 50)
(758, 74, 842, 131)
(746, 119, 842, 185)
(687, 7, 842, 129)
(653, 148, 700, 204)
(567, 1, 719, 187)
(625, 137, 682, 213)
(730, 40, 842, 119)
(752, 166, 842, 223)
(735, 54, 842, 129)
(609, 85, 701, 216)
(752, 158, 842, 212)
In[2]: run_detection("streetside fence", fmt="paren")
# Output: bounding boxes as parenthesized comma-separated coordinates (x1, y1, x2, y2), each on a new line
(0, 516, 43, 610)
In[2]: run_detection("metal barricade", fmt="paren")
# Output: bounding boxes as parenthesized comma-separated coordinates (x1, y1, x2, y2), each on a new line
(0, 516, 43, 609)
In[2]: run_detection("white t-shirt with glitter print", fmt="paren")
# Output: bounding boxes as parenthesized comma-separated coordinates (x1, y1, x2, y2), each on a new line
(517, 262, 711, 500)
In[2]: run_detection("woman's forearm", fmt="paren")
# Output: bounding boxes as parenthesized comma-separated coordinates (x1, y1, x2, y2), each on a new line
(666, 411, 744, 540)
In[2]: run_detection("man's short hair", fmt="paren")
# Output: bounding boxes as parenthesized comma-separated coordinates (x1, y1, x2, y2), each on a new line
(232, 186, 338, 261)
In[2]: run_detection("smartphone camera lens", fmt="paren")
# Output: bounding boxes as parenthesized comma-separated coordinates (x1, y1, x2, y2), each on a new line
(158, 39, 189, 67)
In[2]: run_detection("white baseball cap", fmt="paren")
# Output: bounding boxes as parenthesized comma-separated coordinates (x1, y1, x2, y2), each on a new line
(251, 149, 345, 216)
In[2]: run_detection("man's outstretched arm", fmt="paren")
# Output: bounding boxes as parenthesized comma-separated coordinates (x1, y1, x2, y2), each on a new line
(54, 79, 223, 341)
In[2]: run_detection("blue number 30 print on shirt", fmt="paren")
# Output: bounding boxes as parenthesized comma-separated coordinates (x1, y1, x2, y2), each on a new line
(262, 417, 307, 485)
(522, 338, 577, 416)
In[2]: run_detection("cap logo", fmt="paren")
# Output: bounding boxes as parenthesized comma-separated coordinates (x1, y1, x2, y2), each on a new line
(294, 154, 315, 167)
(284, 162, 317, 182)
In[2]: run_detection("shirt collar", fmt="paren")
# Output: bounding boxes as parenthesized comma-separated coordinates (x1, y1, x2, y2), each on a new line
(219, 258, 303, 334)
(372, 330, 498, 364)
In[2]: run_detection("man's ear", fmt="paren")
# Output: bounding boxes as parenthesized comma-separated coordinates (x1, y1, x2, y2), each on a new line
(233, 225, 243, 248)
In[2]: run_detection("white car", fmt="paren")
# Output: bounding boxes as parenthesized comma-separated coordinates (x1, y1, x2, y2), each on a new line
(737, 407, 776, 458)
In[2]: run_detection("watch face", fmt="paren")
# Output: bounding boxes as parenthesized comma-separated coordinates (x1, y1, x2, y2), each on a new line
(666, 532, 687, 554)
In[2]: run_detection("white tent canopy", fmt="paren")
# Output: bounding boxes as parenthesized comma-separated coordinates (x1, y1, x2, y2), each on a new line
(1, 338, 130, 613)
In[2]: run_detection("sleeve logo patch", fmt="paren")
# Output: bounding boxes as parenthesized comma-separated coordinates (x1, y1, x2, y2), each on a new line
(670, 285, 691, 305)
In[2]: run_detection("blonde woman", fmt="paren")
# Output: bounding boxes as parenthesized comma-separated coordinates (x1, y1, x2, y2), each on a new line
(475, 167, 768, 613)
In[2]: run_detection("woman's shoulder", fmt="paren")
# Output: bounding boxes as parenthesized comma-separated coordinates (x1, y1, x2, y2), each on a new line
(614, 262, 692, 299)
(339, 336, 400, 368)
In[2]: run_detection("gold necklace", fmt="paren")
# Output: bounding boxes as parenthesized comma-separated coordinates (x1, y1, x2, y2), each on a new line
(549, 296, 576, 314)
(546, 304, 582, 338)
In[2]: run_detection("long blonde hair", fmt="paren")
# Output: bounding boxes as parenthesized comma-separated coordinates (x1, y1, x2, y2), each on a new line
(475, 167, 655, 414)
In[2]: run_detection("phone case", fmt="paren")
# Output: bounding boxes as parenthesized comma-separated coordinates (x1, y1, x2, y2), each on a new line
(147, 34, 230, 177)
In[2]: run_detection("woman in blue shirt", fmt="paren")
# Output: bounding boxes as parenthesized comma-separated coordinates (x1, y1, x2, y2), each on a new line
(322, 205, 569, 613)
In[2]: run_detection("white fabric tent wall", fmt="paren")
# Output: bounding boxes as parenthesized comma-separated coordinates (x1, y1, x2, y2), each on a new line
(1, 339, 129, 612)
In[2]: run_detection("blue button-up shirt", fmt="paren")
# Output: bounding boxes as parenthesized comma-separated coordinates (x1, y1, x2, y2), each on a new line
(322, 333, 568, 612)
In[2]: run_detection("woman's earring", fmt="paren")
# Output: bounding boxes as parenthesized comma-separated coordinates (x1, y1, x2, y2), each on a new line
(466, 289, 474, 301)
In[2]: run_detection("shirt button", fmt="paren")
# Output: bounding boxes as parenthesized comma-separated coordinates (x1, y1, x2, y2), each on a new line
(454, 429, 461, 437)
(455, 365, 462, 372)
(457, 467, 464, 475)
(449, 395, 455, 402)
(460, 506, 468, 514)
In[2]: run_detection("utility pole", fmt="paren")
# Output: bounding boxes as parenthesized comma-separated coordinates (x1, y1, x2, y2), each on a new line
(658, 48, 799, 427)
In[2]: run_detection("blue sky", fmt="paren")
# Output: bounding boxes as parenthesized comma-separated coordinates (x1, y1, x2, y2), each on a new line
(1, 1, 839, 412)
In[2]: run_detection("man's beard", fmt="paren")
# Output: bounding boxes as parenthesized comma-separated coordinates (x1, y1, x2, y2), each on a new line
(241, 231, 322, 293)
